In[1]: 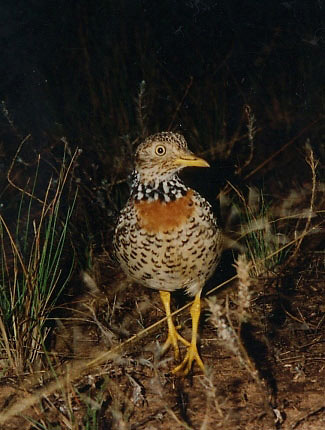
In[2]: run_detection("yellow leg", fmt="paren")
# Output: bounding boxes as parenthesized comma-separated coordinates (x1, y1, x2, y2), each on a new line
(159, 291, 190, 361)
(172, 292, 205, 375)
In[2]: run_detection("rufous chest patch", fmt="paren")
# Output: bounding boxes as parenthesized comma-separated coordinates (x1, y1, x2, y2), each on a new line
(135, 190, 195, 233)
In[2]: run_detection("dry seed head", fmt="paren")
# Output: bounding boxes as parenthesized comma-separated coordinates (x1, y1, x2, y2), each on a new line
(234, 254, 251, 319)
(207, 297, 240, 357)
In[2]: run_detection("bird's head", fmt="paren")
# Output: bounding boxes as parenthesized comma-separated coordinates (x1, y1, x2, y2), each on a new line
(134, 132, 209, 185)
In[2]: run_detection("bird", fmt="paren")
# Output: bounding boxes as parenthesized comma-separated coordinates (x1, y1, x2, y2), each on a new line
(113, 131, 222, 375)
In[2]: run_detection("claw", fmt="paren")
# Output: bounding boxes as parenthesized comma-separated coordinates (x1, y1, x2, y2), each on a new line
(171, 342, 205, 375)
(161, 323, 190, 360)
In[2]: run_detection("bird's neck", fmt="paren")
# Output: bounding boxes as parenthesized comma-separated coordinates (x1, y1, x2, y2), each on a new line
(131, 170, 188, 203)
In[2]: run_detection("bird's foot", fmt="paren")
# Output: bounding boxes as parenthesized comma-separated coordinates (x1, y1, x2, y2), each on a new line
(161, 324, 190, 361)
(171, 342, 205, 376)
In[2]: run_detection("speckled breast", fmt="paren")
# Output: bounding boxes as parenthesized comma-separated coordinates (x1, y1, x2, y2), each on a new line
(113, 189, 222, 296)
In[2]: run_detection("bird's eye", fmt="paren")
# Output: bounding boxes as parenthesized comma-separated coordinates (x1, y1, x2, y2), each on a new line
(155, 145, 166, 156)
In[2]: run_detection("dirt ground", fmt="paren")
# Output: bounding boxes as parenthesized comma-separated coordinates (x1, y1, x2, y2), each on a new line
(1, 251, 324, 429)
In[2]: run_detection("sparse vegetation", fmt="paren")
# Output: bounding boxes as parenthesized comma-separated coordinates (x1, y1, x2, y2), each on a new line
(0, 143, 78, 374)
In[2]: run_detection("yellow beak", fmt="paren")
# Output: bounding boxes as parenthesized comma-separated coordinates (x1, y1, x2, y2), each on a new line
(174, 154, 210, 168)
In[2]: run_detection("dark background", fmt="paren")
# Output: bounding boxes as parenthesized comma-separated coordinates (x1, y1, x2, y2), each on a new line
(1, 2, 323, 139)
